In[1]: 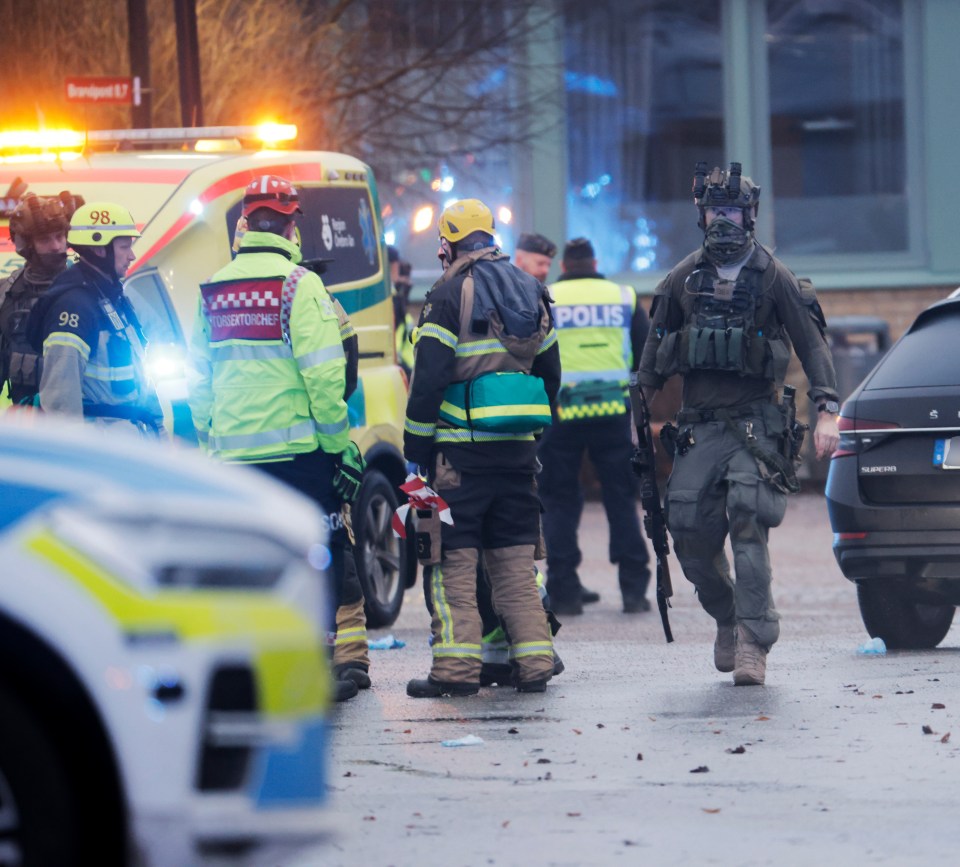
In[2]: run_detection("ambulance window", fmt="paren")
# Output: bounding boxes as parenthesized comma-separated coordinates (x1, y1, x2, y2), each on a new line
(225, 186, 382, 288)
(124, 269, 184, 345)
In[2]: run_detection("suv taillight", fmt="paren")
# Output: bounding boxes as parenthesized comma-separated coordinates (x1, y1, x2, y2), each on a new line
(832, 415, 901, 458)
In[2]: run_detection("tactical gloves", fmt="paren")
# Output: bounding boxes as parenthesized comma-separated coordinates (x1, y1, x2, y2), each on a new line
(333, 442, 364, 503)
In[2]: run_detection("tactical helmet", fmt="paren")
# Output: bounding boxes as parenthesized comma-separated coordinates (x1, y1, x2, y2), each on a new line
(693, 161, 760, 230)
(242, 175, 301, 217)
(9, 191, 84, 258)
(438, 198, 495, 243)
(68, 203, 141, 246)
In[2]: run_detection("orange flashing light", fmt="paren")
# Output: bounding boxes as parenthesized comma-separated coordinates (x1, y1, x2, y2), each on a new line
(256, 123, 297, 146)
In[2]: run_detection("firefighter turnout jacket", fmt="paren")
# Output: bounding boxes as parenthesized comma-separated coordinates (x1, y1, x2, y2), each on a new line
(403, 248, 561, 472)
(187, 230, 350, 461)
(549, 271, 648, 422)
(27, 260, 163, 429)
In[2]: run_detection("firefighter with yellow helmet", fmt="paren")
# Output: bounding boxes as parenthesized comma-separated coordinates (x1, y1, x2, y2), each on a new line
(404, 198, 561, 697)
(0, 191, 84, 406)
(26, 201, 164, 434)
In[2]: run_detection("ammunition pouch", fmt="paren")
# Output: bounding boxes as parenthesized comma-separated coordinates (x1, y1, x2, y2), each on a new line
(654, 325, 790, 385)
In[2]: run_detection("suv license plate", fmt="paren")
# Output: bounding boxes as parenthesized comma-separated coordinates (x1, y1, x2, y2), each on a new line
(934, 437, 960, 469)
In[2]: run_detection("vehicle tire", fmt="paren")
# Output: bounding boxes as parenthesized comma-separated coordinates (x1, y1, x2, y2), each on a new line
(856, 582, 956, 649)
(0, 685, 80, 866)
(355, 470, 407, 628)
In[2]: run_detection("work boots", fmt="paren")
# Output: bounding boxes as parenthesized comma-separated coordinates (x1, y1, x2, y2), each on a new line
(334, 679, 359, 702)
(714, 620, 736, 673)
(481, 652, 565, 687)
(406, 677, 480, 698)
(733, 624, 767, 686)
(335, 663, 371, 690)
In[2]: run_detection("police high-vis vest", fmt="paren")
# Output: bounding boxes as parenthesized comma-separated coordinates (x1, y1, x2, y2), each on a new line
(187, 230, 350, 462)
(550, 276, 635, 421)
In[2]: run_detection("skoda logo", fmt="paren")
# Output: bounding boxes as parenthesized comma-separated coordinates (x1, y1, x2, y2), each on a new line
(930, 409, 939, 420)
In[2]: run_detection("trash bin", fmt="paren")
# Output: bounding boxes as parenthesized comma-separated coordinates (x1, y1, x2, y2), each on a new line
(805, 315, 892, 480)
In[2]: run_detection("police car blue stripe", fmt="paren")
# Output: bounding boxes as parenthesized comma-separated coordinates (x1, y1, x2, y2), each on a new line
(0, 436, 240, 500)
(0, 483, 66, 531)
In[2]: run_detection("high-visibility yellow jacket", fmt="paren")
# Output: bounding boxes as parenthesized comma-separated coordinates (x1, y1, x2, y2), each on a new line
(187, 230, 350, 461)
(549, 273, 647, 422)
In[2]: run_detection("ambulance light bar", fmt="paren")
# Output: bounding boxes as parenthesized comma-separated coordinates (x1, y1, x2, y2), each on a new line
(85, 123, 298, 147)
(0, 123, 297, 158)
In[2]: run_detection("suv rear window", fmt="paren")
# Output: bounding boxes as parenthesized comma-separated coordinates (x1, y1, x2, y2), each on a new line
(227, 186, 380, 288)
(866, 307, 960, 389)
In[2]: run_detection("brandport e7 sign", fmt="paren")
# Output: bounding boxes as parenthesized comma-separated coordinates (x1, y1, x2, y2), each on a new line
(64, 77, 133, 104)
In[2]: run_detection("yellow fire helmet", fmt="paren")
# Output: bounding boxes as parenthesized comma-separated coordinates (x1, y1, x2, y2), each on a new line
(437, 198, 495, 243)
(68, 202, 141, 247)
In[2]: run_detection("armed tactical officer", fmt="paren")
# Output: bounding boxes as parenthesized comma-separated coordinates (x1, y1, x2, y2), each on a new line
(28, 202, 164, 435)
(637, 162, 840, 686)
(0, 191, 83, 406)
(404, 198, 560, 697)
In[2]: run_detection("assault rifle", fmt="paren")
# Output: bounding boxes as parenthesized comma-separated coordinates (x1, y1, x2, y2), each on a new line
(628, 374, 674, 643)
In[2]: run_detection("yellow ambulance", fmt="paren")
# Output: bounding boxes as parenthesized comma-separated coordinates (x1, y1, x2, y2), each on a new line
(0, 125, 413, 627)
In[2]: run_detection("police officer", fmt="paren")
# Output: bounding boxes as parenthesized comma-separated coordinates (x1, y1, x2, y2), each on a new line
(538, 237, 652, 616)
(513, 232, 557, 283)
(187, 175, 369, 702)
(27, 201, 164, 435)
(637, 162, 840, 686)
(404, 198, 560, 697)
(0, 192, 83, 406)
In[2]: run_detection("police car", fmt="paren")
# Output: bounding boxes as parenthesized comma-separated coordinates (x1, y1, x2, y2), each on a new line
(0, 125, 414, 627)
(0, 414, 332, 865)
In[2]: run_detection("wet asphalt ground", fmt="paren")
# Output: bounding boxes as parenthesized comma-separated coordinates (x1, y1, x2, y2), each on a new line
(282, 492, 960, 867)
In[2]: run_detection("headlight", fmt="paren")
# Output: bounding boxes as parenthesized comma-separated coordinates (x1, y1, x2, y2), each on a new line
(144, 342, 186, 382)
(48, 506, 315, 593)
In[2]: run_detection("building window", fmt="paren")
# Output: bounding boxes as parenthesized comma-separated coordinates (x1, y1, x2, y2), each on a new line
(766, 0, 907, 255)
(564, 0, 723, 274)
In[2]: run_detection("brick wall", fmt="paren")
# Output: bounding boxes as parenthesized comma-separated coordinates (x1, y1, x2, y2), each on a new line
(816, 284, 954, 341)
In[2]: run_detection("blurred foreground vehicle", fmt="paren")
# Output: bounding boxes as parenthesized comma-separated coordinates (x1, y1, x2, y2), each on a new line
(0, 125, 413, 627)
(827, 296, 960, 648)
(0, 416, 331, 866)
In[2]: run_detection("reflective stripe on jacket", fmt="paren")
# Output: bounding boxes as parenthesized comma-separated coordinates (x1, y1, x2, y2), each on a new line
(187, 231, 349, 461)
(549, 277, 635, 420)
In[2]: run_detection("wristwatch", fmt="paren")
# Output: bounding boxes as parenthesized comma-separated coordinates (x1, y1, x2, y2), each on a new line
(817, 400, 840, 415)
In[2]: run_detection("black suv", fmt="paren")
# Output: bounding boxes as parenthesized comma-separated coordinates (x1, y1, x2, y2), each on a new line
(827, 296, 960, 648)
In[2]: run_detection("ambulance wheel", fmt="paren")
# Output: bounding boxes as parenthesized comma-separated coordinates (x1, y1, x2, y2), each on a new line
(0, 684, 81, 866)
(355, 470, 406, 628)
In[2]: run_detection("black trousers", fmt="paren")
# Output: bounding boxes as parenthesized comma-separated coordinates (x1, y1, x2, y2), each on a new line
(537, 414, 650, 605)
(255, 449, 362, 631)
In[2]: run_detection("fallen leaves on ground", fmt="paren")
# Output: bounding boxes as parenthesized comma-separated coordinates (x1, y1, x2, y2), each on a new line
(941, 732, 951, 744)
(922, 725, 934, 735)
(636, 753, 643, 761)
(690, 765, 710, 773)
(932, 703, 946, 709)
(726, 745, 746, 754)
(702, 808, 721, 814)
(755, 715, 770, 721)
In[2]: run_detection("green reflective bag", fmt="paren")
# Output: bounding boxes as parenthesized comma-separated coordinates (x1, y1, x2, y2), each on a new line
(439, 371, 551, 433)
